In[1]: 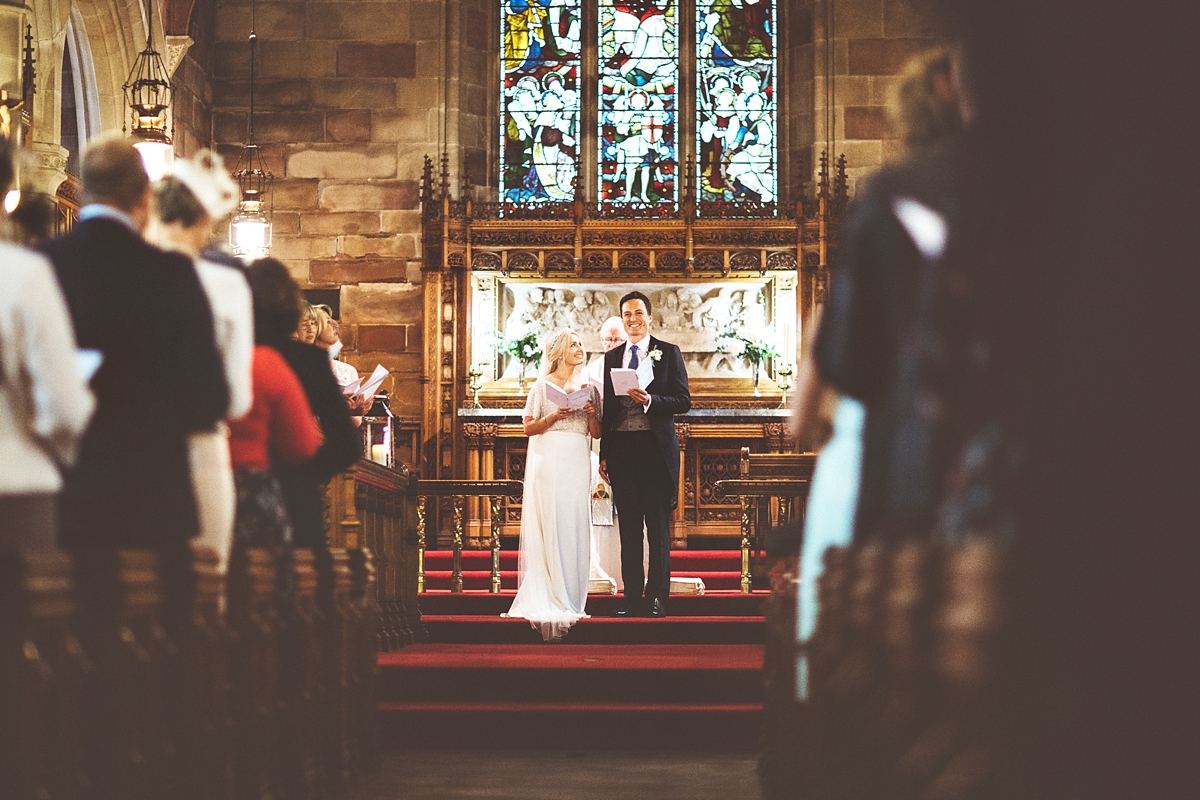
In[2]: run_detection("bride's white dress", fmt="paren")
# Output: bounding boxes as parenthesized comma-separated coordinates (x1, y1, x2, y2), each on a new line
(505, 379, 601, 641)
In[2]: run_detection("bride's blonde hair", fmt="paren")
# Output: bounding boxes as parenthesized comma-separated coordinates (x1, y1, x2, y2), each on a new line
(541, 328, 584, 376)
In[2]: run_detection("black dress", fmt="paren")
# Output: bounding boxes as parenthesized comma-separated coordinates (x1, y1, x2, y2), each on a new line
(266, 339, 361, 550)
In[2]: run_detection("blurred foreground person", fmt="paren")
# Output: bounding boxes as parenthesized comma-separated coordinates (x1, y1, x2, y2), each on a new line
(0, 137, 94, 549)
(245, 259, 359, 551)
(793, 48, 967, 679)
(150, 151, 253, 573)
(41, 137, 228, 554)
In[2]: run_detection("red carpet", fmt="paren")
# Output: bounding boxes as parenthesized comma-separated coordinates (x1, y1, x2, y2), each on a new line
(379, 551, 766, 751)
(422, 615, 765, 644)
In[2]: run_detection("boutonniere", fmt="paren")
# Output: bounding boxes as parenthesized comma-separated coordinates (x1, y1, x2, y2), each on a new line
(647, 348, 663, 362)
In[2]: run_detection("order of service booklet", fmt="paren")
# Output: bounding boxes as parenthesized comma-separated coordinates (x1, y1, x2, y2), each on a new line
(544, 382, 593, 409)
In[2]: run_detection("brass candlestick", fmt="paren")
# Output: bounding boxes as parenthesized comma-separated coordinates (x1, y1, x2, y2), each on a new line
(468, 365, 484, 408)
(776, 363, 794, 408)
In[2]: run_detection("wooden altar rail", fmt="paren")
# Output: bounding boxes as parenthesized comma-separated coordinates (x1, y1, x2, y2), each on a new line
(0, 542, 381, 800)
(758, 540, 1009, 800)
(413, 479, 524, 594)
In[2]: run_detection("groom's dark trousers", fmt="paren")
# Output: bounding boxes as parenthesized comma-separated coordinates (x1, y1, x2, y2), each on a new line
(606, 430, 672, 606)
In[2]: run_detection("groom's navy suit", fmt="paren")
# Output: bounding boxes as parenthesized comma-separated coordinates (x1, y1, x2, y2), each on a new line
(600, 336, 690, 610)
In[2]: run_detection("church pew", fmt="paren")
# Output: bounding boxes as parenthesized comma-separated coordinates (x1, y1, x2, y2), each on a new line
(315, 547, 354, 794)
(0, 547, 88, 800)
(227, 547, 282, 800)
(349, 548, 382, 775)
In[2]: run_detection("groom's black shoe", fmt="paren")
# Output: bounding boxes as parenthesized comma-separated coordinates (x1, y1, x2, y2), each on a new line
(648, 598, 666, 617)
(614, 603, 640, 617)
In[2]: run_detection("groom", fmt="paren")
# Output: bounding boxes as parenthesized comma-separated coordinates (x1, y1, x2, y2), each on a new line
(600, 291, 690, 617)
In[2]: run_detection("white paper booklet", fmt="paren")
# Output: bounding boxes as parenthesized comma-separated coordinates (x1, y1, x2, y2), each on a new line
(344, 364, 389, 398)
(609, 368, 642, 396)
(544, 382, 592, 409)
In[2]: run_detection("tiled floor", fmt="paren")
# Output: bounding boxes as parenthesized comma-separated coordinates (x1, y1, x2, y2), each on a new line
(358, 751, 763, 800)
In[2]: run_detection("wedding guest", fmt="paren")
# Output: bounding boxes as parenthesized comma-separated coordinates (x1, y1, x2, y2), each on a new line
(41, 136, 227, 632)
(245, 259, 360, 550)
(0, 137, 94, 549)
(313, 304, 371, 419)
(150, 150, 254, 573)
(293, 301, 319, 344)
(227, 283, 321, 608)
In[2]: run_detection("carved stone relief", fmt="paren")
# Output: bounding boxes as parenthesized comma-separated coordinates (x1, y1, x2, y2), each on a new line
(479, 277, 794, 380)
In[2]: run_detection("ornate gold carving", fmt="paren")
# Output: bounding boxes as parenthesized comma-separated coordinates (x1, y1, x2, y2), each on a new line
(507, 251, 538, 271)
(693, 229, 795, 246)
(674, 422, 691, 443)
(585, 252, 612, 272)
(472, 251, 502, 271)
(619, 251, 649, 271)
(463, 422, 499, 447)
(694, 251, 722, 271)
(545, 251, 574, 271)
(657, 251, 685, 271)
(764, 422, 786, 449)
(473, 229, 574, 246)
(729, 251, 762, 271)
(815, 268, 829, 303)
(447, 252, 465, 267)
(767, 251, 798, 271)
(586, 229, 685, 246)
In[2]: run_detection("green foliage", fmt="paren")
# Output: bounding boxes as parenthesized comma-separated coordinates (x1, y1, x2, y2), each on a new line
(716, 322, 781, 367)
(494, 316, 542, 370)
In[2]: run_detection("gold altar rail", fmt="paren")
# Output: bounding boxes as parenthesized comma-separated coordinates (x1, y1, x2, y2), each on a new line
(715, 448, 817, 592)
(715, 477, 811, 593)
(414, 479, 524, 594)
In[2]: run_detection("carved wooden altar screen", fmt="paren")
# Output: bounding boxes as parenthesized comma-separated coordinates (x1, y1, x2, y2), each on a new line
(419, 153, 846, 547)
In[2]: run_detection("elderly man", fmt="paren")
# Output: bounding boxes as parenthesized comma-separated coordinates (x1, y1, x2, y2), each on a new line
(586, 316, 647, 591)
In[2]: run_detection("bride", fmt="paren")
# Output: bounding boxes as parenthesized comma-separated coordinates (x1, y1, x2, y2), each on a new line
(504, 329, 602, 641)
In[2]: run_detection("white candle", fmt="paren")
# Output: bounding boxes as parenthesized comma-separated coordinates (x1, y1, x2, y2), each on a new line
(370, 444, 388, 464)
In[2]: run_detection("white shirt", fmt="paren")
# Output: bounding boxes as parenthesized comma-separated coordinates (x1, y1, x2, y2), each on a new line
(193, 258, 254, 420)
(0, 243, 95, 493)
(621, 338, 655, 411)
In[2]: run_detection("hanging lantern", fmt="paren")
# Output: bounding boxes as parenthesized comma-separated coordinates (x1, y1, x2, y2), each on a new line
(228, 8, 273, 261)
(230, 142, 273, 260)
(124, 0, 173, 179)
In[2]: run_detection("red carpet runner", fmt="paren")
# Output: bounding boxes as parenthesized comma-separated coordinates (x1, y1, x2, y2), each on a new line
(378, 550, 768, 750)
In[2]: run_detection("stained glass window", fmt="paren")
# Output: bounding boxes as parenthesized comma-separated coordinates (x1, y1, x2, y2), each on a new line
(501, 0, 582, 203)
(696, 0, 776, 204)
(598, 0, 678, 207)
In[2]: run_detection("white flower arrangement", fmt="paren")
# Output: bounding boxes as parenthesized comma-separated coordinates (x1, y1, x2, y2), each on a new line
(647, 347, 663, 362)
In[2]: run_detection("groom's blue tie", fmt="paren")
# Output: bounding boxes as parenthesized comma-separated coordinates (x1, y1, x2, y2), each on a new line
(628, 344, 639, 370)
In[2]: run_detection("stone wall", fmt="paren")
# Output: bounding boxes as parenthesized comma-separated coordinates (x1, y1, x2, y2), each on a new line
(209, 0, 492, 412)
(810, 0, 950, 192)
(170, 0, 216, 160)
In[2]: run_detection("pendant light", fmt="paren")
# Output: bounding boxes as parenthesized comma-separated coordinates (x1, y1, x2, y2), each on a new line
(123, 0, 173, 179)
(229, 0, 272, 260)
